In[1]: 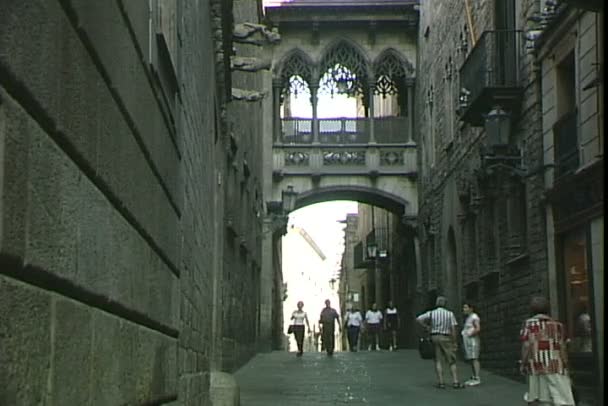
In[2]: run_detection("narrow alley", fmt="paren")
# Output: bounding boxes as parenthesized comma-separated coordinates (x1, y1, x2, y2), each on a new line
(235, 350, 525, 405)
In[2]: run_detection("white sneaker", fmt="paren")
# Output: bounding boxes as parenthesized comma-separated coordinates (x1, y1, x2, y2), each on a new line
(389, 346, 393, 351)
(465, 378, 480, 387)
(375, 345, 380, 351)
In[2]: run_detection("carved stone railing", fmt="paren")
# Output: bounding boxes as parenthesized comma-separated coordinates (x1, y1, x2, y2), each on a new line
(273, 143, 417, 177)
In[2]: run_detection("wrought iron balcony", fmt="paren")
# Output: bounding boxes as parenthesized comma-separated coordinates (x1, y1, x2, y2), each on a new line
(278, 117, 409, 145)
(554, 109, 579, 179)
(458, 30, 525, 126)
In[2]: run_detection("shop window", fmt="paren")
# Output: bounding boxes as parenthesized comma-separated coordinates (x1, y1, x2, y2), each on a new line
(560, 228, 592, 353)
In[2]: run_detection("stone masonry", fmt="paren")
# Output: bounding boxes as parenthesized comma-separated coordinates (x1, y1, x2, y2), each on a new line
(415, 0, 552, 378)
(0, 0, 268, 404)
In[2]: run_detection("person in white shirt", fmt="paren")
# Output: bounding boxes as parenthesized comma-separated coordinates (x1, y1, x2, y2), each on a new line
(365, 303, 383, 351)
(461, 301, 481, 386)
(290, 301, 311, 357)
(345, 307, 363, 352)
(416, 296, 464, 389)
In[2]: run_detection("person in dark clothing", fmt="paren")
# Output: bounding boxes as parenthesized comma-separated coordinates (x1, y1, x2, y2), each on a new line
(385, 300, 400, 351)
(319, 299, 341, 356)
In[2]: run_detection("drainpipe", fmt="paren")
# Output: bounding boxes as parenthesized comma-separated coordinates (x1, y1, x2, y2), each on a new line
(311, 85, 319, 144)
(368, 80, 376, 143)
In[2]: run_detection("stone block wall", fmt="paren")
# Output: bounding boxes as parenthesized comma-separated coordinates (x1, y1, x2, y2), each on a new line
(415, 0, 552, 378)
(0, 0, 265, 404)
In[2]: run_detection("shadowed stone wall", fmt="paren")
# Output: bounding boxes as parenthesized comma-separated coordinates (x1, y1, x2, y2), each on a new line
(415, 0, 549, 378)
(0, 0, 266, 404)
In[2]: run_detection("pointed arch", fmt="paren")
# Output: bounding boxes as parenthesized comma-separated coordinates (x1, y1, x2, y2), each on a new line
(318, 39, 371, 97)
(275, 48, 315, 95)
(373, 48, 414, 97)
(373, 48, 414, 78)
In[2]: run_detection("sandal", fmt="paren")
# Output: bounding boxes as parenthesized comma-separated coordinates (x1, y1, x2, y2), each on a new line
(434, 383, 446, 389)
(453, 382, 465, 389)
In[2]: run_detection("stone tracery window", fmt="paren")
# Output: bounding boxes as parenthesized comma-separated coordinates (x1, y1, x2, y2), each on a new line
(373, 52, 411, 97)
(318, 41, 368, 97)
(279, 51, 313, 97)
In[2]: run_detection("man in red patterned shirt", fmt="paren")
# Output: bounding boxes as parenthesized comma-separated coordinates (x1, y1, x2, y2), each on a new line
(519, 296, 575, 405)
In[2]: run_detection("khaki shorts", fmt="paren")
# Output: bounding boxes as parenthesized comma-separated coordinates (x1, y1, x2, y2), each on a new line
(431, 335, 456, 365)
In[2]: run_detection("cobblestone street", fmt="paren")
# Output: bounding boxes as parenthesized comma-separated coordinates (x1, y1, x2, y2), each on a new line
(235, 350, 526, 405)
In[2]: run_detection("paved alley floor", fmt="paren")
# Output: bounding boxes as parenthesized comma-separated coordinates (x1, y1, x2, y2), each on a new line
(235, 350, 526, 405)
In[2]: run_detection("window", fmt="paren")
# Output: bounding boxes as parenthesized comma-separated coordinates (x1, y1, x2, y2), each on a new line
(554, 51, 578, 177)
(506, 182, 527, 256)
(150, 0, 179, 128)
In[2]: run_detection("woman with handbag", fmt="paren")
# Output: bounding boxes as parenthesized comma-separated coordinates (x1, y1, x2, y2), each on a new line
(290, 301, 311, 357)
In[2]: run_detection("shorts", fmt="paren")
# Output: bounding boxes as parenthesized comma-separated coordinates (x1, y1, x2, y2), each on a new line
(431, 335, 456, 365)
(462, 335, 480, 360)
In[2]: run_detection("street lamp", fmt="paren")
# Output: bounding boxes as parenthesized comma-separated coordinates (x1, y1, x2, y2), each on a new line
(281, 185, 297, 213)
(366, 242, 378, 260)
(266, 185, 298, 235)
(484, 105, 511, 147)
(366, 240, 387, 309)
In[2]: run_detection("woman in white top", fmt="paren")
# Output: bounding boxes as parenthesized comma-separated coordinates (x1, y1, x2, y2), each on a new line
(365, 303, 383, 351)
(461, 301, 481, 386)
(345, 307, 363, 351)
(291, 301, 311, 356)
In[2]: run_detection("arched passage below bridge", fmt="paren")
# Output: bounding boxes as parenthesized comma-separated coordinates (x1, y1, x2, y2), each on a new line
(294, 185, 408, 215)
(271, 176, 418, 217)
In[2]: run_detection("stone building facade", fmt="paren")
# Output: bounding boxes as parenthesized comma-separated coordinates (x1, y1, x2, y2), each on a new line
(415, 0, 603, 403)
(339, 204, 419, 349)
(1, 0, 269, 404)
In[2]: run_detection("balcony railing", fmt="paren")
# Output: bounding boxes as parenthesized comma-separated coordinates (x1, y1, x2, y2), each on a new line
(554, 109, 579, 178)
(278, 117, 410, 145)
(459, 30, 525, 126)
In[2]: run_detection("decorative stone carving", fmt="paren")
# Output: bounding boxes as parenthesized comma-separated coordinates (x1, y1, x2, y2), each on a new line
(285, 151, 310, 166)
(322, 151, 366, 166)
(380, 150, 404, 166)
(233, 23, 281, 45)
(231, 56, 271, 72)
(232, 88, 267, 101)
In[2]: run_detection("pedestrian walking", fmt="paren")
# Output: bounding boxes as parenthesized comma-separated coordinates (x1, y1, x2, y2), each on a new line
(519, 295, 575, 406)
(461, 301, 481, 386)
(365, 303, 383, 351)
(416, 296, 464, 389)
(319, 299, 341, 356)
(385, 300, 400, 351)
(290, 301, 311, 357)
(345, 306, 363, 352)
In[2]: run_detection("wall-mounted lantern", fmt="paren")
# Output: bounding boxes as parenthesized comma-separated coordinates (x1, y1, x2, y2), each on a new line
(484, 106, 511, 147)
(281, 185, 297, 213)
(366, 242, 378, 260)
